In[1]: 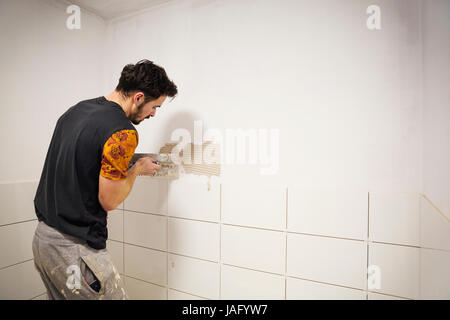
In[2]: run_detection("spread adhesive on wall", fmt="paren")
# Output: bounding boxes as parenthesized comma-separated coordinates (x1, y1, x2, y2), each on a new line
(130, 142, 221, 190)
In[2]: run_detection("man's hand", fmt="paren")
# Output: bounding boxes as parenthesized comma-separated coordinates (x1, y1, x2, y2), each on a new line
(135, 157, 162, 176)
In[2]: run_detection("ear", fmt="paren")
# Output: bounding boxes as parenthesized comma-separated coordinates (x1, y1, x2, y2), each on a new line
(133, 92, 145, 104)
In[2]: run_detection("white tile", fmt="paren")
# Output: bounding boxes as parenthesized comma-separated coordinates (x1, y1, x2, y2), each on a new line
(31, 293, 48, 300)
(168, 175, 220, 222)
(124, 177, 168, 214)
(0, 220, 38, 269)
(367, 292, 407, 300)
(420, 248, 450, 299)
(0, 181, 38, 225)
(368, 242, 420, 299)
(124, 244, 167, 286)
(124, 211, 167, 250)
(369, 192, 420, 246)
(420, 196, 450, 251)
(168, 289, 206, 300)
(168, 254, 220, 299)
(222, 182, 285, 230)
(0, 260, 46, 300)
(106, 240, 123, 274)
(168, 218, 219, 262)
(286, 277, 366, 300)
(222, 225, 285, 274)
(221, 264, 285, 300)
(288, 187, 367, 240)
(124, 276, 167, 300)
(287, 233, 366, 289)
(107, 209, 123, 242)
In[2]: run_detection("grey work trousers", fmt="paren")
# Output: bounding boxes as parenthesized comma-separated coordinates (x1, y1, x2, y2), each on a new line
(32, 220, 128, 300)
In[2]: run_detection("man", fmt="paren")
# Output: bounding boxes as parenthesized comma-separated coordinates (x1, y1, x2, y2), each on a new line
(32, 59, 177, 300)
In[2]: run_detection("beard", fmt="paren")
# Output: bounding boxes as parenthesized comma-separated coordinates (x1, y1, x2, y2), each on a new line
(129, 101, 146, 125)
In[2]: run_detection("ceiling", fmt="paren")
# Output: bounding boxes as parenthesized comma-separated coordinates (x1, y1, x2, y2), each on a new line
(68, 0, 175, 20)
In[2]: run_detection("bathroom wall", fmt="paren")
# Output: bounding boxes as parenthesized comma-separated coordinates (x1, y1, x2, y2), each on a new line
(0, 0, 448, 300)
(0, 0, 106, 299)
(103, 0, 423, 192)
(418, 0, 450, 300)
(105, 175, 449, 300)
(102, 0, 449, 300)
(421, 0, 450, 223)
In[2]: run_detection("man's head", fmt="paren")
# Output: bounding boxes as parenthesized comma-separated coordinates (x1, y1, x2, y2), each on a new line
(115, 59, 178, 125)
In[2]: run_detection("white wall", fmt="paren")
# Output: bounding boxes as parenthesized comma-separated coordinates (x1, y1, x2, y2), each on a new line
(104, 0, 423, 192)
(422, 0, 450, 219)
(101, 0, 449, 300)
(0, 0, 106, 182)
(0, 0, 106, 299)
(417, 0, 450, 300)
(1, 0, 449, 300)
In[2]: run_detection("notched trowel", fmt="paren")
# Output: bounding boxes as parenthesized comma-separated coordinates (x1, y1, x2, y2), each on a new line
(128, 153, 179, 179)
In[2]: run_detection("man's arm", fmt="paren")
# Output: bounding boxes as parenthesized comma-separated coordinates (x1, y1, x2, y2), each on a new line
(97, 129, 161, 212)
(98, 157, 161, 211)
(98, 161, 140, 212)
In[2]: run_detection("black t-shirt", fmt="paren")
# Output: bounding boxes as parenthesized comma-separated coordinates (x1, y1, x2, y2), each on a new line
(34, 96, 136, 249)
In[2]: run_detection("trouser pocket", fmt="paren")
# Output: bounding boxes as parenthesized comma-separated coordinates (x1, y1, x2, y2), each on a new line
(80, 254, 104, 295)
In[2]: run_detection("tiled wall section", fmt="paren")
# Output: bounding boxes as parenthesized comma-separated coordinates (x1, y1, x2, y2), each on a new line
(117, 176, 450, 300)
(1, 179, 449, 300)
(0, 181, 126, 300)
(0, 181, 45, 299)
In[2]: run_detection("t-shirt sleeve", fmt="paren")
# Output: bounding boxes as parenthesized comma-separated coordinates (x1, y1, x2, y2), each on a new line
(100, 129, 138, 180)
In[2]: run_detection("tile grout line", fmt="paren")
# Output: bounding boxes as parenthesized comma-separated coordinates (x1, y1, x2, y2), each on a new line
(419, 0, 424, 227)
(219, 182, 222, 300)
(121, 241, 216, 263)
(169, 287, 209, 300)
(371, 240, 422, 249)
(125, 274, 209, 300)
(285, 186, 288, 300)
(122, 242, 373, 296)
(166, 227, 169, 298)
(124, 209, 217, 224)
(220, 262, 283, 279)
(286, 274, 367, 292)
(223, 262, 368, 292)
(119, 233, 450, 280)
(122, 208, 371, 243)
(166, 183, 169, 299)
(118, 218, 437, 250)
(366, 192, 370, 297)
(421, 193, 450, 223)
(0, 179, 38, 185)
(124, 274, 166, 290)
(419, 189, 423, 300)
(366, 291, 414, 300)
(122, 209, 434, 246)
(29, 292, 47, 300)
(0, 258, 34, 271)
(0, 218, 38, 228)
(124, 191, 450, 224)
(367, 192, 370, 241)
(124, 261, 413, 301)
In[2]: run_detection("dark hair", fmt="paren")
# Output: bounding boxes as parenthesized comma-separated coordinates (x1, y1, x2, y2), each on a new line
(116, 59, 178, 103)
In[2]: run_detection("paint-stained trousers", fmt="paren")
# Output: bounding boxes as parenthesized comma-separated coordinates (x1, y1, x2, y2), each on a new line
(32, 220, 128, 300)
